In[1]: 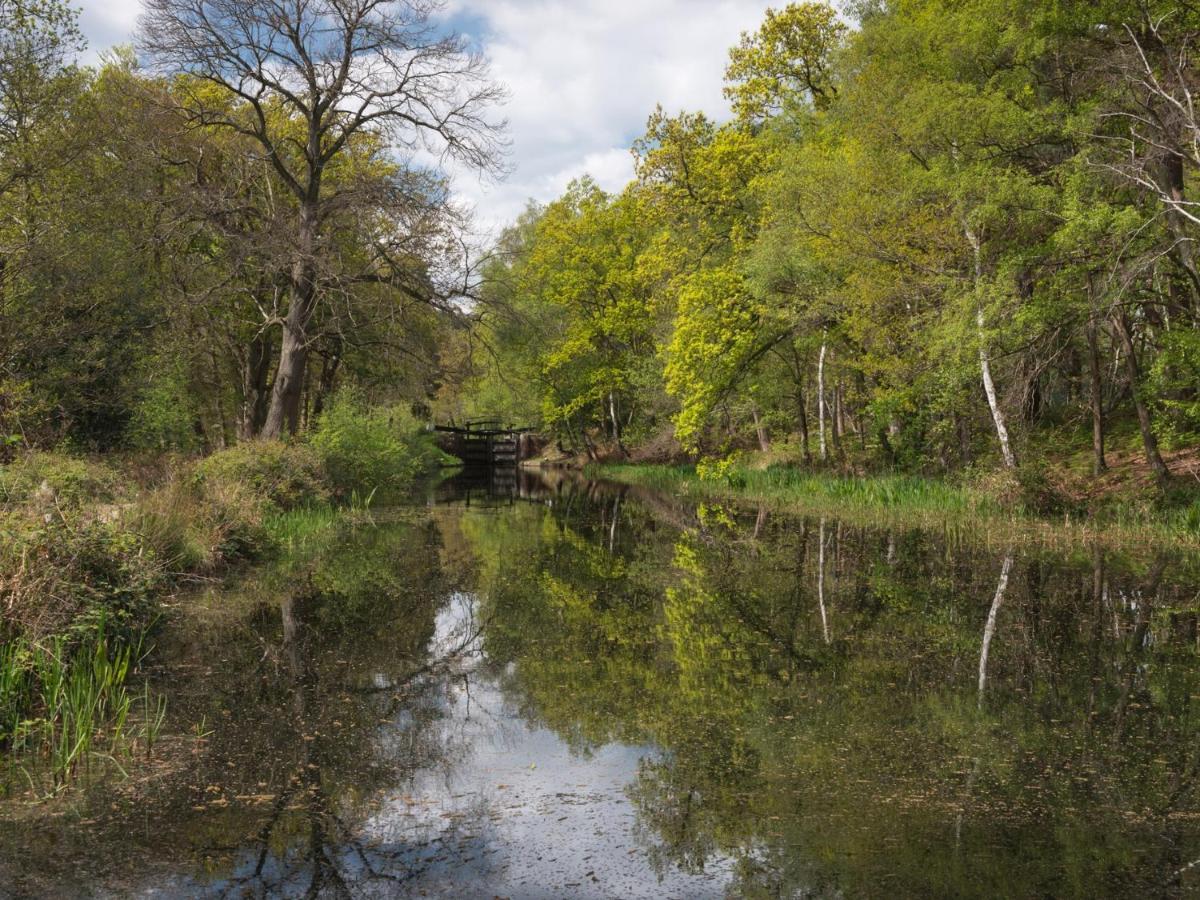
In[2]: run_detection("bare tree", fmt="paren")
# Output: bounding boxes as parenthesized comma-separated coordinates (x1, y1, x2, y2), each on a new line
(137, 0, 506, 437)
(1096, 7, 1200, 311)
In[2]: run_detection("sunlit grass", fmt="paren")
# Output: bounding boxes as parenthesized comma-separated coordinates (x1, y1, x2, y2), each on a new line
(592, 463, 1200, 551)
(264, 504, 341, 549)
(0, 622, 165, 794)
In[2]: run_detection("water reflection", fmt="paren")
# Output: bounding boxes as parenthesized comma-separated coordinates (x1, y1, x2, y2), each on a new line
(2, 470, 1200, 898)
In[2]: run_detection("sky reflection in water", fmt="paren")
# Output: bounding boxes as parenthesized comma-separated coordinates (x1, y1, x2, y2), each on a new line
(3, 469, 1200, 898)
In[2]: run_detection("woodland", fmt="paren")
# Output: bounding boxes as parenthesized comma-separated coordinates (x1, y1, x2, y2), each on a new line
(460, 0, 1200, 508)
(0, 0, 1199, 844)
(1, 0, 1198, 504)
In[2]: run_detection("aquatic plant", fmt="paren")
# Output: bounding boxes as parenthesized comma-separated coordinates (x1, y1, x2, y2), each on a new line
(0, 621, 162, 792)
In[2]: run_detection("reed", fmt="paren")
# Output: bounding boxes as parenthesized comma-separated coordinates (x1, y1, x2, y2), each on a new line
(264, 504, 340, 551)
(592, 463, 1200, 552)
(0, 621, 163, 792)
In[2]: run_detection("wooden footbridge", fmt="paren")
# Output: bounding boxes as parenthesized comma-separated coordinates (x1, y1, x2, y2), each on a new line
(433, 420, 535, 467)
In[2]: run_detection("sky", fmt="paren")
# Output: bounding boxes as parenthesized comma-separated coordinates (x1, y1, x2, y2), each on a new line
(74, 0, 778, 234)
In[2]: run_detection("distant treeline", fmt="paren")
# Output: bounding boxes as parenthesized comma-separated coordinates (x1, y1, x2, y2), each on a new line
(462, 1, 1200, 484)
(0, 0, 503, 455)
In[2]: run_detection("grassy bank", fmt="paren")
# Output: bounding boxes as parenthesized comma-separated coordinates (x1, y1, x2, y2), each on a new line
(590, 462, 1200, 550)
(0, 399, 446, 792)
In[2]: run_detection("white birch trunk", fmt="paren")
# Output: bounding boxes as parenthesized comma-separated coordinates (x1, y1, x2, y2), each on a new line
(817, 341, 827, 462)
(965, 222, 1017, 469)
(817, 518, 830, 644)
(978, 553, 1014, 706)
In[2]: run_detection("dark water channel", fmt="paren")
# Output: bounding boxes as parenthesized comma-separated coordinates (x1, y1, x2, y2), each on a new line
(4, 469, 1200, 898)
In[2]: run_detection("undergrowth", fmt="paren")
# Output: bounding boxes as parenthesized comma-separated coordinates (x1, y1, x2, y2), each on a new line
(592, 462, 1200, 549)
(0, 419, 441, 793)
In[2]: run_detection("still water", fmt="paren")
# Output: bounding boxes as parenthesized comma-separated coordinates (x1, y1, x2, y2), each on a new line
(3, 469, 1200, 898)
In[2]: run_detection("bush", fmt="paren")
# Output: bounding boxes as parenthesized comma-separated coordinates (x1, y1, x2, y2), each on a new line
(0, 451, 124, 509)
(0, 512, 163, 644)
(131, 475, 272, 572)
(125, 353, 201, 453)
(194, 441, 329, 512)
(1013, 463, 1077, 516)
(309, 390, 443, 495)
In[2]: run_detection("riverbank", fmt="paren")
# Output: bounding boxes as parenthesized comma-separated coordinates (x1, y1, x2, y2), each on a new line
(0, 406, 448, 792)
(589, 462, 1200, 551)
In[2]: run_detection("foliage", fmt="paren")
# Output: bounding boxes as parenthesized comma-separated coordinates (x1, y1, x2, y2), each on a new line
(125, 351, 201, 453)
(455, 479, 1200, 896)
(309, 389, 444, 495)
(133, 475, 273, 572)
(1148, 330, 1200, 448)
(460, 0, 1200, 507)
(0, 622, 159, 791)
(724, 1, 846, 118)
(0, 511, 163, 644)
(194, 441, 329, 512)
(0, 450, 124, 508)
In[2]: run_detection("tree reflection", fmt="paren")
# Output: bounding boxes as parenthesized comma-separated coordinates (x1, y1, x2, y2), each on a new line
(461, 491, 1200, 897)
(0, 513, 482, 896)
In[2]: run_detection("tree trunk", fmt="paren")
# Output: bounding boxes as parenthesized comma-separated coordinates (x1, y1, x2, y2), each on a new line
(208, 348, 228, 450)
(1162, 153, 1200, 315)
(581, 421, 598, 461)
(1086, 310, 1107, 476)
(608, 391, 628, 457)
(965, 218, 1017, 468)
(312, 341, 341, 422)
(878, 427, 895, 466)
(1111, 309, 1170, 484)
(239, 332, 274, 441)
(261, 203, 319, 439)
(796, 385, 811, 463)
(828, 364, 843, 461)
(817, 518, 830, 645)
(978, 553, 1014, 707)
(835, 377, 845, 438)
(818, 341, 827, 462)
(751, 405, 770, 452)
(263, 313, 309, 438)
(977, 312, 1017, 470)
(956, 413, 972, 466)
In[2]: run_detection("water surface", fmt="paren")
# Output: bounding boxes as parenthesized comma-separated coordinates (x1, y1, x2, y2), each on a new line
(3, 469, 1200, 898)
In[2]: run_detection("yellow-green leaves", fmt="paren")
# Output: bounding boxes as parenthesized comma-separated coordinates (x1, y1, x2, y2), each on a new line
(666, 267, 763, 449)
(724, 2, 847, 121)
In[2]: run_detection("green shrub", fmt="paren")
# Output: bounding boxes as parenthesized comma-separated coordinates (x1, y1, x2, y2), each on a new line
(131, 475, 272, 572)
(309, 390, 443, 495)
(194, 441, 329, 512)
(0, 512, 163, 644)
(0, 451, 124, 508)
(125, 353, 201, 453)
(1149, 330, 1200, 448)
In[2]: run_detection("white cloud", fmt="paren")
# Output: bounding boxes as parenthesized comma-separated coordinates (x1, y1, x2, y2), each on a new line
(74, 0, 777, 231)
(77, 0, 142, 63)
(444, 0, 775, 232)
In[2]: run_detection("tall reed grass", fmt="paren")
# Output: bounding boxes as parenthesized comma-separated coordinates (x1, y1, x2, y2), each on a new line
(0, 621, 164, 793)
(593, 463, 1200, 551)
(599, 464, 992, 514)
